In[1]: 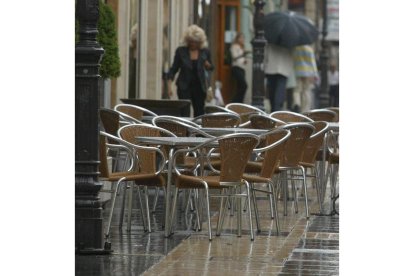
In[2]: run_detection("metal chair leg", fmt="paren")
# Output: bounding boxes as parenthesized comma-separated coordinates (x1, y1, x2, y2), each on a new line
(218, 195, 230, 236)
(105, 178, 125, 239)
(152, 187, 159, 213)
(118, 183, 128, 228)
(300, 166, 310, 219)
(135, 186, 147, 232)
(193, 190, 202, 231)
(283, 172, 288, 216)
(251, 187, 261, 232)
(314, 167, 324, 213)
(169, 187, 180, 235)
(202, 184, 212, 241)
(126, 184, 134, 232)
(237, 186, 242, 237)
(216, 190, 225, 236)
(292, 177, 299, 214)
(144, 186, 152, 233)
(244, 181, 255, 241)
(230, 187, 235, 216)
(271, 181, 280, 235)
(268, 183, 274, 219)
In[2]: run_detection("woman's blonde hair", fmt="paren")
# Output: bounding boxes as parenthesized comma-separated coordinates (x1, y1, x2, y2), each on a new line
(182, 25, 208, 48)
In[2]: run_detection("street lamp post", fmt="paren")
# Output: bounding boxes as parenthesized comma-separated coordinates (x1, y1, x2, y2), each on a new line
(251, 0, 267, 111)
(75, 0, 110, 254)
(319, 0, 330, 107)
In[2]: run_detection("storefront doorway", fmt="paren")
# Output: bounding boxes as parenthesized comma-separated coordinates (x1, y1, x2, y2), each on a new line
(216, 0, 240, 104)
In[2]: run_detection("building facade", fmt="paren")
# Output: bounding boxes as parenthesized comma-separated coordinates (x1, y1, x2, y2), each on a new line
(106, 0, 338, 108)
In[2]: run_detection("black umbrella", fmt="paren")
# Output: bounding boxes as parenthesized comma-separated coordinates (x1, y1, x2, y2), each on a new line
(264, 11, 319, 48)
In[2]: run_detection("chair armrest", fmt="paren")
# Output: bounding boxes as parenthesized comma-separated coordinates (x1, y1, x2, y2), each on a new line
(172, 137, 218, 175)
(106, 143, 135, 172)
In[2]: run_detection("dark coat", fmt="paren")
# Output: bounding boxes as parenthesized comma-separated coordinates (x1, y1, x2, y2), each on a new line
(167, 46, 214, 94)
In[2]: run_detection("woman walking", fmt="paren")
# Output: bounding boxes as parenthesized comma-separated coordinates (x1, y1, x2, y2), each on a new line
(230, 33, 248, 103)
(167, 25, 214, 117)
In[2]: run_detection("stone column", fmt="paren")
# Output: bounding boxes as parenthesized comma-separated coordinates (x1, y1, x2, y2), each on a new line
(251, 0, 267, 111)
(75, 0, 110, 254)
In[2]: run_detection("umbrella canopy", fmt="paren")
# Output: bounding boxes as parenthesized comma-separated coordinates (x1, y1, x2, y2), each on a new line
(264, 11, 319, 48)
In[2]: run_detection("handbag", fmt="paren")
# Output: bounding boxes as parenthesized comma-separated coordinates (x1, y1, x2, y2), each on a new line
(204, 70, 214, 102)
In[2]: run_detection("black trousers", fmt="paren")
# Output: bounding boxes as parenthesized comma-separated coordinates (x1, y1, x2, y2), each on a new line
(266, 74, 287, 112)
(231, 66, 248, 103)
(178, 80, 206, 117)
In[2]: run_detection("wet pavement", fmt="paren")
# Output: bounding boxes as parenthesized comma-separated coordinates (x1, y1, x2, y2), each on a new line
(76, 179, 339, 275)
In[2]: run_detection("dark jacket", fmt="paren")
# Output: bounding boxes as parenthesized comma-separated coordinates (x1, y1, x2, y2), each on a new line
(167, 46, 214, 94)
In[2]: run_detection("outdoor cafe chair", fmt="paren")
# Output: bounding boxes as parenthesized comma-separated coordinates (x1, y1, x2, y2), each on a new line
(278, 123, 315, 218)
(249, 114, 286, 130)
(99, 131, 167, 245)
(298, 121, 330, 213)
(114, 103, 157, 124)
(303, 109, 337, 122)
(225, 103, 266, 126)
(193, 112, 241, 128)
(270, 110, 314, 123)
(169, 133, 260, 241)
(118, 124, 176, 232)
(240, 129, 291, 234)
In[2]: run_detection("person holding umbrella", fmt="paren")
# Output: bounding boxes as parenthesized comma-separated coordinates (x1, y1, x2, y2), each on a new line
(263, 11, 319, 112)
(264, 44, 294, 112)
